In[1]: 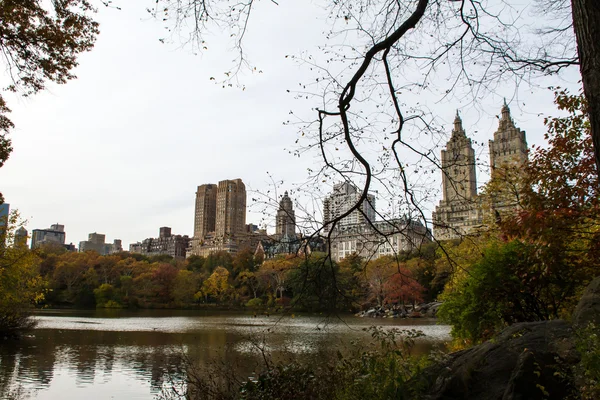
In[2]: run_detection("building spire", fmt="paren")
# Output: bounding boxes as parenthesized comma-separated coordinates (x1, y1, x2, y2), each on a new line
(453, 110, 463, 133)
(501, 99, 511, 120)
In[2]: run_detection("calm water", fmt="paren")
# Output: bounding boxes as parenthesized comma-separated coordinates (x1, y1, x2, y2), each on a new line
(0, 309, 450, 399)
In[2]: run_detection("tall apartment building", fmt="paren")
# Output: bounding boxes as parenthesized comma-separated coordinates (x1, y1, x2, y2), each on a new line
(323, 182, 376, 233)
(79, 232, 123, 255)
(0, 203, 8, 243)
(433, 103, 528, 240)
(129, 227, 190, 259)
(489, 101, 528, 172)
(31, 223, 67, 249)
(488, 101, 529, 214)
(322, 183, 431, 261)
(328, 218, 431, 262)
(215, 179, 246, 238)
(189, 178, 248, 256)
(432, 113, 483, 241)
(275, 191, 296, 239)
(14, 227, 28, 247)
(0, 203, 9, 225)
(194, 184, 217, 240)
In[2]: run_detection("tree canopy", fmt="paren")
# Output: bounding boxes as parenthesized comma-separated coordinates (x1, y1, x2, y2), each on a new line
(0, 0, 99, 200)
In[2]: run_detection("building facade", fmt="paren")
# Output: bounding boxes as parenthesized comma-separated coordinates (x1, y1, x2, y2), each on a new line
(79, 232, 123, 255)
(189, 178, 248, 256)
(328, 218, 431, 262)
(321, 183, 430, 261)
(433, 103, 528, 240)
(432, 113, 483, 241)
(14, 227, 28, 247)
(215, 179, 246, 238)
(31, 223, 67, 249)
(129, 227, 190, 259)
(194, 184, 217, 241)
(489, 101, 528, 173)
(275, 191, 296, 239)
(488, 101, 529, 214)
(323, 182, 376, 233)
(0, 203, 9, 226)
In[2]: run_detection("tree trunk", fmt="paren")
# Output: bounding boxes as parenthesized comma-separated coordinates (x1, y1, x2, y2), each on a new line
(572, 0, 600, 175)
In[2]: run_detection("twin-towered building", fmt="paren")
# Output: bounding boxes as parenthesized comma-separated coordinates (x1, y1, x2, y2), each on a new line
(193, 179, 248, 242)
(433, 102, 529, 240)
(189, 179, 254, 256)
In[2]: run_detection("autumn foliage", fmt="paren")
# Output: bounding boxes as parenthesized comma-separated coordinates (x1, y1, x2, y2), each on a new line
(439, 91, 600, 343)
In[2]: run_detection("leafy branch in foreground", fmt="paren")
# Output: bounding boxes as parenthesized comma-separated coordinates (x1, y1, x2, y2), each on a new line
(0, 211, 44, 338)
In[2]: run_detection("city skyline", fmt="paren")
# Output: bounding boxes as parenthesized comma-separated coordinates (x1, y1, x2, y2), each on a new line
(0, 1, 580, 247)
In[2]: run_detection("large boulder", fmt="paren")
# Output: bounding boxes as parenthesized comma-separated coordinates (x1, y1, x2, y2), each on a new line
(414, 276, 600, 399)
(425, 302, 443, 318)
(573, 276, 600, 328)
(417, 320, 579, 400)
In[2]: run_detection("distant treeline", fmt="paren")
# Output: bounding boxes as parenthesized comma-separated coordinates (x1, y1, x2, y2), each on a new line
(34, 244, 448, 312)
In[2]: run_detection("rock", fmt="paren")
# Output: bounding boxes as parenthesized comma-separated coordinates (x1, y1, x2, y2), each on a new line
(573, 276, 600, 328)
(410, 278, 600, 399)
(425, 302, 443, 318)
(417, 320, 579, 400)
(408, 311, 422, 318)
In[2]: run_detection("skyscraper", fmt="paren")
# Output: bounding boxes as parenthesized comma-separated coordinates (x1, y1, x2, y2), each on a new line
(323, 182, 376, 232)
(194, 184, 217, 240)
(14, 227, 28, 247)
(0, 203, 9, 226)
(275, 191, 296, 238)
(441, 112, 478, 203)
(215, 179, 246, 238)
(433, 103, 529, 240)
(31, 223, 66, 249)
(433, 112, 483, 240)
(488, 101, 529, 213)
(489, 100, 528, 172)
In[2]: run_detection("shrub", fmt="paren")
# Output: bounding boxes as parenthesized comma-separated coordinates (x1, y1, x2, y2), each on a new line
(575, 323, 600, 399)
(245, 298, 263, 308)
(438, 240, 571, 343)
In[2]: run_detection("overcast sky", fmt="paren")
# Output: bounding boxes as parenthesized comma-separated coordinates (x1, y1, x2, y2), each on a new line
(0, 0, 581, 247)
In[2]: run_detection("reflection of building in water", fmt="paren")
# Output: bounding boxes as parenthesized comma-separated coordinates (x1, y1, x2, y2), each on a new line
(433, 103, 528, 240)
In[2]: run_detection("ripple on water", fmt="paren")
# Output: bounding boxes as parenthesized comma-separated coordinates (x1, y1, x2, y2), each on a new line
(33, 314, 451, 340)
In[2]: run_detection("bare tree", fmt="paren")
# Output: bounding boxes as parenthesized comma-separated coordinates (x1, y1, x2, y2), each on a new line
(152, 0, 594, 241)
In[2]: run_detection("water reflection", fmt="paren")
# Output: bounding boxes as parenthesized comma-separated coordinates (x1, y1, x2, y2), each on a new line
(0, 311, 450, 399)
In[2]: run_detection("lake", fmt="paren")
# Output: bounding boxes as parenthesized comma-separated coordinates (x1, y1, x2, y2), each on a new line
(0, 309, 451, 399)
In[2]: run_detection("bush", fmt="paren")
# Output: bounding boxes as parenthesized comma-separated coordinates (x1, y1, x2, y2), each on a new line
(438, 240, 571, 343)
(575, 323, 600, 399)
(245, 298, 263, 308)
(158, 327, 428, 400)
(0, 212, 43, 338)
(103, 300, 124, 309)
